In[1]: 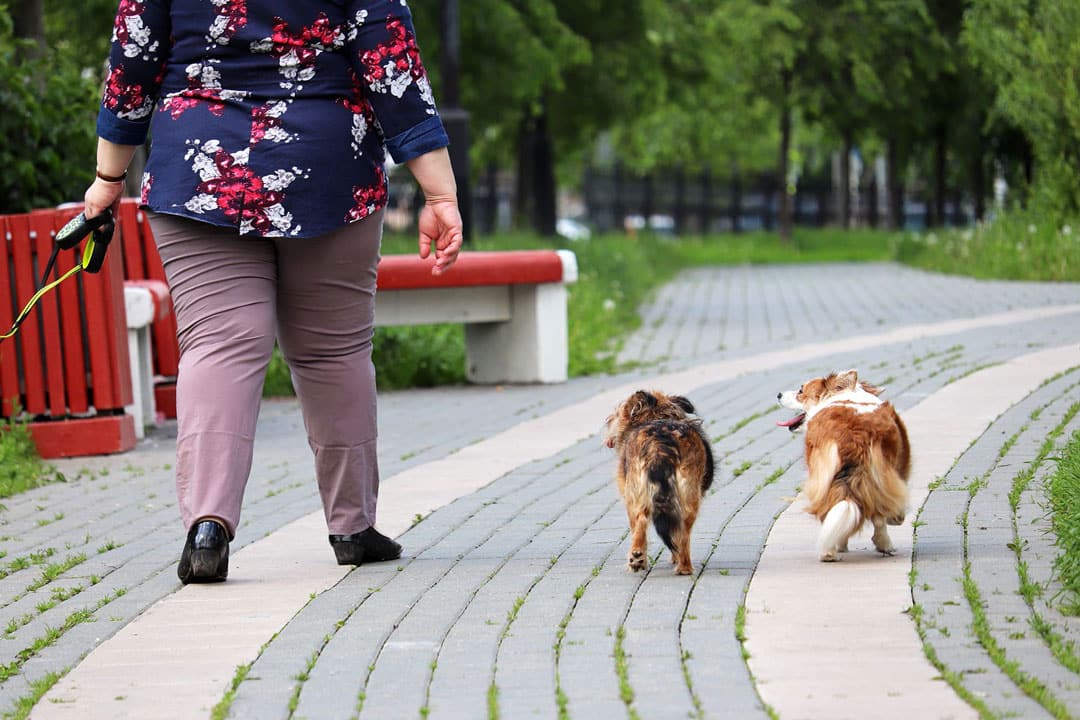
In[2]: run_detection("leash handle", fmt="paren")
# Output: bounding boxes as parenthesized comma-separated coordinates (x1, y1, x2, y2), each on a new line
(55, 209, 114, 250)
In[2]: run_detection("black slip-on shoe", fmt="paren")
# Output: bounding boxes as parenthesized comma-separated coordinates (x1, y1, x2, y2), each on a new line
(177, 519, 229, 584)
(329, 527, 402, 565)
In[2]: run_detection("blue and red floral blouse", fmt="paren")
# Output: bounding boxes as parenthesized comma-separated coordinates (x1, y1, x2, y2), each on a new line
(97, 0, 449, 237)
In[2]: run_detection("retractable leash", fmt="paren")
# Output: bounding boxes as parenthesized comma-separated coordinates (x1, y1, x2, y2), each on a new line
(0, 208, 115, 344)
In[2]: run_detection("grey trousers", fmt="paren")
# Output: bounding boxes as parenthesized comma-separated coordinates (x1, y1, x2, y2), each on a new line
(149, 211, 383, 539)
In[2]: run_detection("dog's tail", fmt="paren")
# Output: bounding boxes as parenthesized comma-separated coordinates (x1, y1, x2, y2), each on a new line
(817, 499, 861, 558)
(647, 458, 681, 554)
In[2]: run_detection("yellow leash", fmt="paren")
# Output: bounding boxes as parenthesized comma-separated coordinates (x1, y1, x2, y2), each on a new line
(0, 209, 115, 344)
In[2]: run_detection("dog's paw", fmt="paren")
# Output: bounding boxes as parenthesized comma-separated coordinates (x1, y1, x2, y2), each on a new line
(877, 546, 896, 557)
(819, 550, 840, 562)
(627, 550, 647, 572)
(674, 564, 693, 575)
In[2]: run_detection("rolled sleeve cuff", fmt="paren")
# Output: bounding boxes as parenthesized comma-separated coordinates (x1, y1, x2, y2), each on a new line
(96, 109, 152, 146)
(384, 115, 449, 164)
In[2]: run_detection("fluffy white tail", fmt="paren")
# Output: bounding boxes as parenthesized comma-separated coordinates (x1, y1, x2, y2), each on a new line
(817, 500, 861, 560)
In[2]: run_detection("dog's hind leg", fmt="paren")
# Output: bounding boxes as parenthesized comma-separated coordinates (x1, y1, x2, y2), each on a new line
(627, 506, 649, 572)
(818, 499, 860, 561)
(672, 510, 696, 575)
(871, 517, 895, 556)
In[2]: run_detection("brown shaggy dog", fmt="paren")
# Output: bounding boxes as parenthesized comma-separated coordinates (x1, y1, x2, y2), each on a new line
(604, 390, 715, 574)
(777, 370, 911, 561)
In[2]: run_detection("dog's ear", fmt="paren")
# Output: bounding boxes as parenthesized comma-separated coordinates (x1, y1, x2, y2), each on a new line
(670, 395, 696, 415)
(834, 369, 858, 391)
(627, 390, 656, 419)
(859, 381, 885, 396)
(633, 390, 657, 408)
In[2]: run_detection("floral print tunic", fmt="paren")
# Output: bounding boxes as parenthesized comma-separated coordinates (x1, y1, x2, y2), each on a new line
(98, 0, 448, 237)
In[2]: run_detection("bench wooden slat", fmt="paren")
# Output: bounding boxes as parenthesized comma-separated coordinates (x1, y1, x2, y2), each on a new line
(53, 208, 90, 414)
(7, 215, 47, 414)
(29, 213, 68, 417)
(118, 201, 147, 280)
(81, 223, 131, 412)
(0, 217, 19, 417)
(376, 250, 565, 291)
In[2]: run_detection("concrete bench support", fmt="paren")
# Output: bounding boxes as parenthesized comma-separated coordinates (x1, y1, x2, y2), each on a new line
(375, 249, 578, 384)
(123, 280, 172, 438)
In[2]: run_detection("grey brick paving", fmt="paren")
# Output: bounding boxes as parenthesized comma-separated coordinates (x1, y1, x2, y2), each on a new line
(2, 262, 1079, 718)
(913, 370, 1080, 719)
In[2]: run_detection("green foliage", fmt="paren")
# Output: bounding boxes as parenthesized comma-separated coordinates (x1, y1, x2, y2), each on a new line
(0, 8, 102, 213)
(0, 412, 61, 499)
(1050, 431, 1080, 615)
(964, 0, 1080, 217)
(411, 0, 593, 168)
(372, 325, 466, 390)
(896, 212, 1080, 281)
(263, 350, 295, 397)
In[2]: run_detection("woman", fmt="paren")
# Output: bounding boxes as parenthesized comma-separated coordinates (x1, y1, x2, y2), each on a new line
(83, 0, 463, 583)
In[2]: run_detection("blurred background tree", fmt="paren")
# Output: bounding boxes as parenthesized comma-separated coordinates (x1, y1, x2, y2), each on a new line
(1, 0, 1077, 230)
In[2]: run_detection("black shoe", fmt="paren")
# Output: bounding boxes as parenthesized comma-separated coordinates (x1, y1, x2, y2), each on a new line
(177, 519, 229, 584)
(329, 527, 402, 565)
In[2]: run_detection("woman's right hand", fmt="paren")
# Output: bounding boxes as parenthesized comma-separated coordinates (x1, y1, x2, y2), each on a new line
(84, 176, 126, 219)
(418, 199, 463, 276)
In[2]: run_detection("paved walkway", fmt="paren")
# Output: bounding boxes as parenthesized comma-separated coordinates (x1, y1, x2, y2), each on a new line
(1, 262, 1079, 719)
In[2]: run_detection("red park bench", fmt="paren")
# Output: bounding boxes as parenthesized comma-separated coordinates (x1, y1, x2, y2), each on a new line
(1, 198, 577, 458)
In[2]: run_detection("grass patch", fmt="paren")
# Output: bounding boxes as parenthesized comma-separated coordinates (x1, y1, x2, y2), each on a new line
(613, 626, 640, 720)
(0, 411, 65, 499)
(895, 212, 1079, 281)
(1050, 429, 1080, 615)
(3, 669, 63, 720)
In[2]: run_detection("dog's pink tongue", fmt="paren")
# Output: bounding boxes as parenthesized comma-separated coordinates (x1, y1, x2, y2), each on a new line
(776, 413, 805, 428)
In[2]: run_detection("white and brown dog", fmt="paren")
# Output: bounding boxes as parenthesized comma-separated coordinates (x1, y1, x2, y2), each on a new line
(777, 370, 911, 561)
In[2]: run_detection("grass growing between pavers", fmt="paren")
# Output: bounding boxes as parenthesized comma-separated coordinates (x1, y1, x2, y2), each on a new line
(210, 663, 250, 720)
(911, 375, 1080, 720)
(1050, 429, 1080, 617)
(1, 670, 63, 720)
(962, 398, 1078, 718)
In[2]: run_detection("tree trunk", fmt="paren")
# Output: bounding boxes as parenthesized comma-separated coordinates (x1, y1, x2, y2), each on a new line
(931, 121, 947, 228)
(530, 106, 557, 236)
(886, 140, 904, 230)
(514, 113, 534, 231)
(12, 0, 46, 61)
(972, 149, 986, 222)
(777, 69, 793, 243)
(672, 165, 686, 235)
(840, 131, 853, 229)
